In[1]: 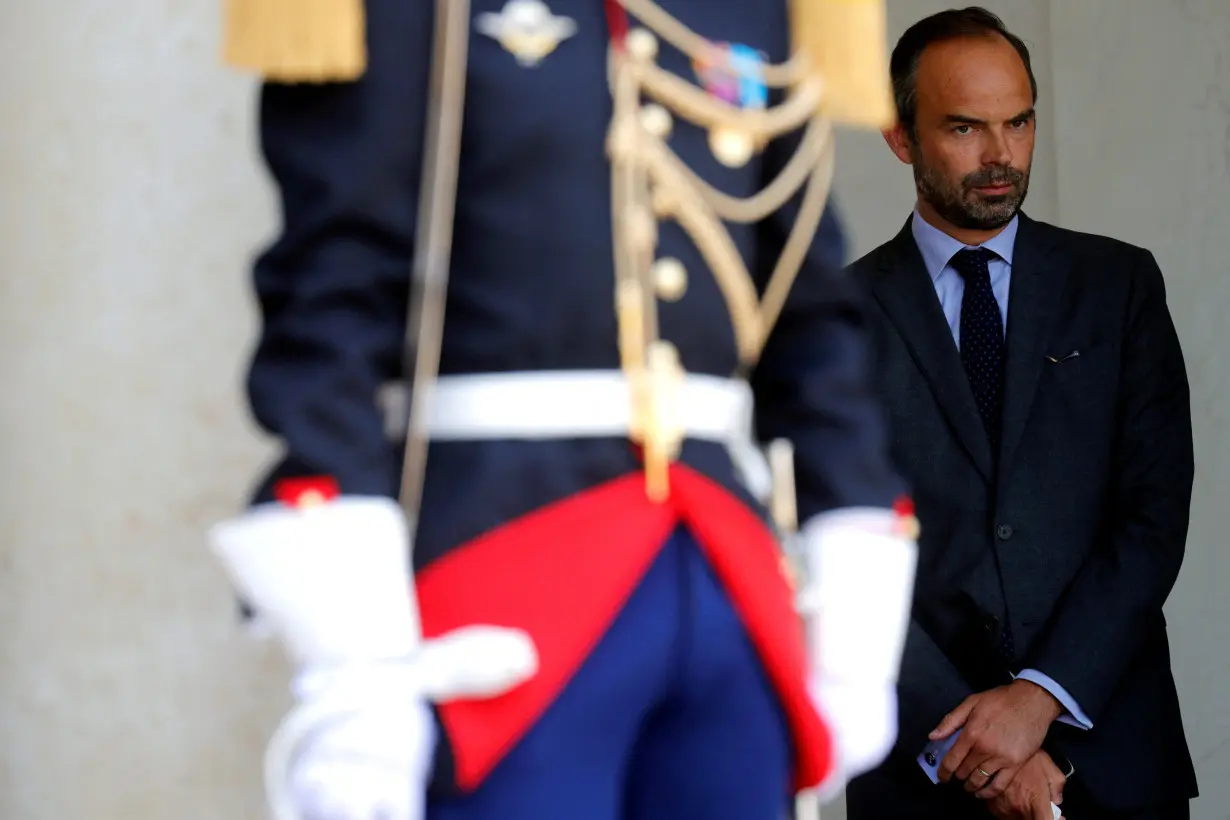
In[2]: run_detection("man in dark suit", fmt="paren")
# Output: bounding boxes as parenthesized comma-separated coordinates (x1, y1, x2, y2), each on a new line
(844, 8, 1198, 820)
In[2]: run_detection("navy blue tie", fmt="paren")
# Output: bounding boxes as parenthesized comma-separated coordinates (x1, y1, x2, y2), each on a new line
(952, 248, 1005, 451)
(953, 248, 1015, 664)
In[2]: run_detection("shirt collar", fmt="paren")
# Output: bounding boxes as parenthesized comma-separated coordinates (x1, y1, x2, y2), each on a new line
(910, 208, 1019, 282)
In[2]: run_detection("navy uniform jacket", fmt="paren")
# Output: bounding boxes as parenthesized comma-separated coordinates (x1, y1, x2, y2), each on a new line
(242, 0, 911, 794)
(246, 0, 905, 569)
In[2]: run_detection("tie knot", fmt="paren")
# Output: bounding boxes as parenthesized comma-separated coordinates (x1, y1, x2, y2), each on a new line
(951, 247, 996, 281)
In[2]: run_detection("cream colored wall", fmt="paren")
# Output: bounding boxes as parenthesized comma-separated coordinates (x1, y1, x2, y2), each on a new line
(0, 2, 286, 817)
(1046, 1, 1230, 811)
(0, 2, 1224, 819)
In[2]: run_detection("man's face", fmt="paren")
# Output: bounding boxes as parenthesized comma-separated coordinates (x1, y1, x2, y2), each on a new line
(899, 34, 1036, 231)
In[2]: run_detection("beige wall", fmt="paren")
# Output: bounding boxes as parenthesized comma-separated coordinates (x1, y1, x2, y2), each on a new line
(1049, 5, 1230, 812)
(0, 2, 1225, 819)
(0, 1, 284, 817)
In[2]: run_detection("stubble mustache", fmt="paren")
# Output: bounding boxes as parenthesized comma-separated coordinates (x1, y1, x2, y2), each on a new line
(963, 166, 1026, 192)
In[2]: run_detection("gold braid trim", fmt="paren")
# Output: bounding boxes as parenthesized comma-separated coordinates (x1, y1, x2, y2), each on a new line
(608, 0, 848, 501)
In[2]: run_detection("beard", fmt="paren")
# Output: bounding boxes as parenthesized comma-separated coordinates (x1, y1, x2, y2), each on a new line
(913, 151, 1030, 231)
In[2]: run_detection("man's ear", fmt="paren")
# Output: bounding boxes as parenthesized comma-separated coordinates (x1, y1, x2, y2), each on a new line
(882, 123, 914, 165)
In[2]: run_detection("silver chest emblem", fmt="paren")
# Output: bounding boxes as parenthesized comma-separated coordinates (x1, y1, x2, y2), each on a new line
(476, 0, 578, 67)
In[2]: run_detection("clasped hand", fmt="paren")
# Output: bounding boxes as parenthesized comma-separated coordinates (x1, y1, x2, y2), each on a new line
(985, 750, 1067, 820)
(932, 679, 1063, 800)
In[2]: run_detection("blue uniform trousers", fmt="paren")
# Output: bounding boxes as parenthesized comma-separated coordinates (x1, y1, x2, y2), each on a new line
(426, 527, 794, 820)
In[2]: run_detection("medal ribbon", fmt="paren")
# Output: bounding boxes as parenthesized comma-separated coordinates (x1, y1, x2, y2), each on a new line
(603, 2, 765, 110)
(604, 0, 630, 49)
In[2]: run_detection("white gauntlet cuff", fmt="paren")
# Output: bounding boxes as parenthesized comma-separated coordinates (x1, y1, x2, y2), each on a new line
(210, 495, 538, 699)
(210, 496, 421, 667)
(799, 507, 918, 686)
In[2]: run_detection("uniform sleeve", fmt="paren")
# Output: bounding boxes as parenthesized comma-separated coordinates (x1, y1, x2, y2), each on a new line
(749, 151, 908, 520)
(244, 0, 433, 503)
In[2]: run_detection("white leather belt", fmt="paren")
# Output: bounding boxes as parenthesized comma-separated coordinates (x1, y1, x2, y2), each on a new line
(380, 370, 772, 501)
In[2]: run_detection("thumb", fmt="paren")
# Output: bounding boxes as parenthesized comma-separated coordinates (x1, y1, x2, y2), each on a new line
(929, 697, 975, 740)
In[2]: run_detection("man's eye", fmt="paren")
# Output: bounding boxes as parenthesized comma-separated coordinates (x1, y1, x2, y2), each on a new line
(1010, 119, 1030, 129)
(953, 125, 972, 135)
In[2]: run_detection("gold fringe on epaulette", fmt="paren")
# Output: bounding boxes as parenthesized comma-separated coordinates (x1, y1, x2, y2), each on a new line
(791, 0, 896, 129)
(222, 0, 367, 83)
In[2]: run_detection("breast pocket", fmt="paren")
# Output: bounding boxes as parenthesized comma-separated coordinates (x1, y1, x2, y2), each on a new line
(1040, 340, 1120, 434)
(1043, 340, 1116, 385)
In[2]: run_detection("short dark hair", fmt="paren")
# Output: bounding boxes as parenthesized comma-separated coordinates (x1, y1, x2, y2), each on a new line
(890, 7, 1038, 138)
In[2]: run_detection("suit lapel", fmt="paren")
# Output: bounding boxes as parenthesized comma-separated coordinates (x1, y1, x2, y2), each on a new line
(872, 220, 995, 481)
(997, 214, 1068, 473)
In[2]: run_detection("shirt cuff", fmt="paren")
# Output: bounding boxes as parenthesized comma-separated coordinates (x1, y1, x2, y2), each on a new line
(1016, 668, 1093, 729)
(917, 729, 962, 784)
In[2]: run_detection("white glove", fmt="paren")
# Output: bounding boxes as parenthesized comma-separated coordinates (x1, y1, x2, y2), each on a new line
(285, 699, 436, 820)
(209, 496, 538, 820)
(795, 507, 918, 798)
(810, 679, 898, 801)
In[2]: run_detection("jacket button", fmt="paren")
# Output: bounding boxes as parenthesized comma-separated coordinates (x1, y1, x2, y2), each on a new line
(996, 524, 1014, 541)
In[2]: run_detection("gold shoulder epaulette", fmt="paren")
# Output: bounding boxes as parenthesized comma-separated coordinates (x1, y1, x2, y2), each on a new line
(222, 0, 367, 83)
(791, 0, 896, 129)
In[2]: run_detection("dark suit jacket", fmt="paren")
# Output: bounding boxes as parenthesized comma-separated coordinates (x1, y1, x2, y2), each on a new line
(845, 214, 1197, 816)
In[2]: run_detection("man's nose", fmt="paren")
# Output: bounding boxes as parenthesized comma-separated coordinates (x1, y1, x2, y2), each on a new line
(982, 131, 1013, 167)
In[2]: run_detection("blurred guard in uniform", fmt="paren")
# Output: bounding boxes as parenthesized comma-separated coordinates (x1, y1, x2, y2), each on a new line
(208, 1, 919, 819)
